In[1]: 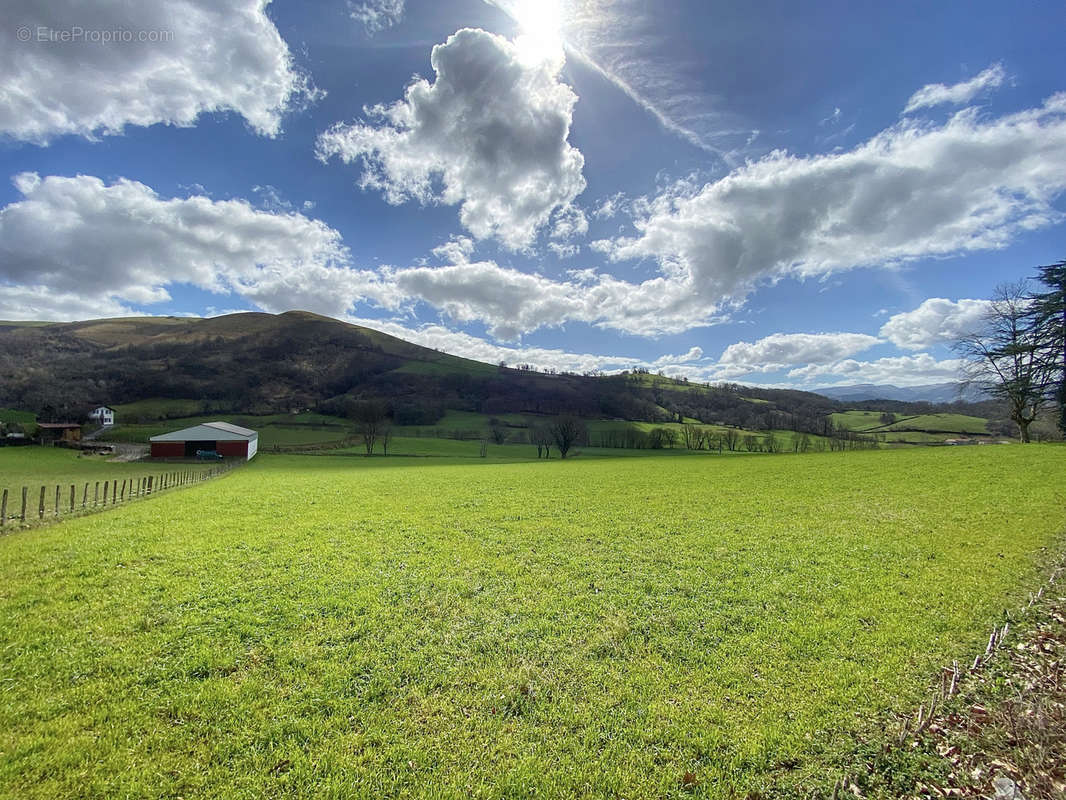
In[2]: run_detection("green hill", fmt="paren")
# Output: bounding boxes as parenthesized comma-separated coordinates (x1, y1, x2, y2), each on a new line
(0, 312, 1006, 449)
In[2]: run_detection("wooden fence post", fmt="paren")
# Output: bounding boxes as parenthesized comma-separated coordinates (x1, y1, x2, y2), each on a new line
(94, 481, 99, 506)
(54, 485, 60, 517)
(82, 483, 88, 508)
(147, 476, 153, 495)
(120, 480, 126, 501)
(112, 480, 118, 505)
(1, 488, 7, 528)
(103, 481, 109, 505)
(38, 486, 45, 519)
(69, 484, 75, 513)
(21, 487, 27, 522)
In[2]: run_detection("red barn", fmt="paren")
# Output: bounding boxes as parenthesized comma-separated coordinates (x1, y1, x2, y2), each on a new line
(149, 421, 258, 460)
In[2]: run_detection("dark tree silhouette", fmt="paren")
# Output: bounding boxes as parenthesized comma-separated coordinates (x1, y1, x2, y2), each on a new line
(1030, 259, 1066, 434)
(548, 416, 586, 459)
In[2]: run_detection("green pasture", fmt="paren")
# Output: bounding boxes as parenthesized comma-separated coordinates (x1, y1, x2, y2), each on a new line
(830, 410, 888, 430)
(883, 413, 990, 435)
(105, 412, 354, 449)
(831, 413, 989, 439)
(0, 448, 200, 519)
(390, 358, 497, 377)
(0, 408, 36, 426)
(111, 398, 208, 420)
(1, 446, 1063, 798)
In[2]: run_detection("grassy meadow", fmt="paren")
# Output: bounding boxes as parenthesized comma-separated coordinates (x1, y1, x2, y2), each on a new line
(830, 411, 993, 444)
(1, 446, 1063, 798)
(0, 448, 204, 519)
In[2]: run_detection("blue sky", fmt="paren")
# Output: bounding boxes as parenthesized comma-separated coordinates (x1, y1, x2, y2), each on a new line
(1, 0, 1064, 388)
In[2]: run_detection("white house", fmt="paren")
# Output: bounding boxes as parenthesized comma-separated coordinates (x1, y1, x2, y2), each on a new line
(88, 406, 115, 426)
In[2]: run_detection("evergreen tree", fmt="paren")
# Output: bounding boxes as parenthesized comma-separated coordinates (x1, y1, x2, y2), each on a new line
(1030, 259, 1066, 434)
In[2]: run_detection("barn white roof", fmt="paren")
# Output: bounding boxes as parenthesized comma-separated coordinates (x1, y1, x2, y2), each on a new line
(149, 421, 258, 442)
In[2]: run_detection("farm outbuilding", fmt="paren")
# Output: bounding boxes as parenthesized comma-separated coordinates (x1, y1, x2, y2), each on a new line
(37, 422, 83, 444)
(149, 421, 258, 460)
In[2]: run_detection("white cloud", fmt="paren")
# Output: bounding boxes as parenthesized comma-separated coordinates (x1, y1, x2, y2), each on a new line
(550, 204, 588, 240)
(253, 184, 294, 213)
(904, 63, 1007, 114)
(593, 192, 627, 219)
(349, 0, 405, 34)
(0, 284, 135, 321)
(0, 172, 717, 340)
(0, 0, 318, 144)
(718, 333, 881, 370)
(787, 353, 964, 387)
(345, 314, 667, 376)
(385, 258, 730, 339)
(593, 93, 1066, 323)
(879, 298, 993, 350)
(431, 235, 476, 264)
(0, 172, 390, 321)
(390, 261, 588, 340)
(653, 346, 703, 367)
(548, 242, 580, 259)
(316, 27, 586, 250)
(820, 107, 842, 126)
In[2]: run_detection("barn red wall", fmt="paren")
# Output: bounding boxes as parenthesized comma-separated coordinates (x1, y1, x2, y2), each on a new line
(216, 440, 248, 458)
(151, 442, 185, 458)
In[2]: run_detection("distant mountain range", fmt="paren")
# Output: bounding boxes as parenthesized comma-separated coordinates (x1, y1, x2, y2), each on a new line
(812, 382, 987, 404)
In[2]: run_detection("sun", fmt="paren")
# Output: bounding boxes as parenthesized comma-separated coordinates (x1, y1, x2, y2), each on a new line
(510, 0, 565, 64)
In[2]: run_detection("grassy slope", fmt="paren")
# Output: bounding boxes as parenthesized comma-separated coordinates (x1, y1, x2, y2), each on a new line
(832, 411, 992, 444)
(1, 447, 1063, 798)
(0, 408, 36, 425)
(883, 413, 990, 435)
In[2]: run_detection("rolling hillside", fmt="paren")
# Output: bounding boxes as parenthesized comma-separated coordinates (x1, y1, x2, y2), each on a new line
(0, 312, 838, 432)
(1, 312, 1011, 447)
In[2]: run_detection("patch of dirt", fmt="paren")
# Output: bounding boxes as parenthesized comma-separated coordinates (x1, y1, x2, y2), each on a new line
(105, 443, 149, 462)
(909, 588, 1066, 798)
(836, 561, 1066, 799)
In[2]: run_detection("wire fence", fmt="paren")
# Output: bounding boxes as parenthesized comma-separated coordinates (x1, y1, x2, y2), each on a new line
(0, 460, 241, 530)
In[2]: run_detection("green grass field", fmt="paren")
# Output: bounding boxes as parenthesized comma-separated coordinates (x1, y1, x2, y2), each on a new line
(0, 408, 36, 426)
(832, 411, 993, 444)
(106, 412, 355, 449)
(1, 446, 1063, 798)
(0, 448, 209, 519)
(882, 413, 990, 435)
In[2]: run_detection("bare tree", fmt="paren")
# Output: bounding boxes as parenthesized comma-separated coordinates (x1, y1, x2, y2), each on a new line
(722, 428, 740, 452)
(529, 423, 553, 458)
(380, 422, 393, 456)
(488, 421, 507, 445)
(348, 399, 388, 456)
(548, 415, 586, 459)
(956, 282, 1057, 443)
(680, 423, 705, 450)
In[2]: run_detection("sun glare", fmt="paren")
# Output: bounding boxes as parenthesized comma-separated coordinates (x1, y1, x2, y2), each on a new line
(511, 0, 565, 64)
